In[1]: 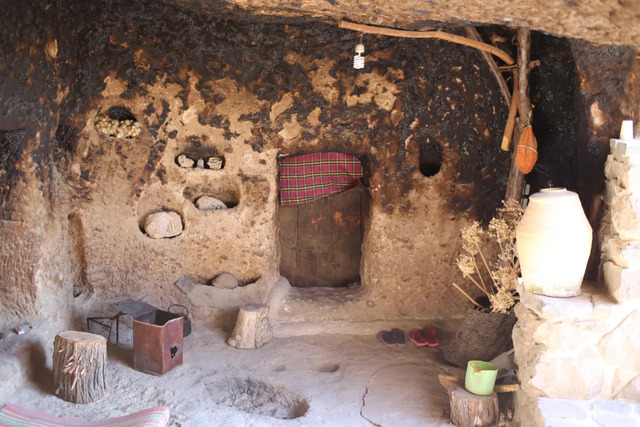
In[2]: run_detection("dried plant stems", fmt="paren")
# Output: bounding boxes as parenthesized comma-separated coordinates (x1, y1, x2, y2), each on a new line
(453, 283, 487, 309)
(454, 204, 524, 313)
(467, 269, 491, 296)
(474, 243, 496, 290)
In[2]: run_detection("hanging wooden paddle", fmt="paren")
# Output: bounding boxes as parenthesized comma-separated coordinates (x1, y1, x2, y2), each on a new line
(515, 124, 538, 174)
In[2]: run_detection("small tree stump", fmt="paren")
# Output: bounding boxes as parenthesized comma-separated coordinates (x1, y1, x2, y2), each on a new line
(53, 331, 106, 403)
(227, 304, 272, 349)
(449, 381, 499, 427)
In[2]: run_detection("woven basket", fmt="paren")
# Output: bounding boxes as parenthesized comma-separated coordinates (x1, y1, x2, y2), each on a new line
(443, 309, 517, 368)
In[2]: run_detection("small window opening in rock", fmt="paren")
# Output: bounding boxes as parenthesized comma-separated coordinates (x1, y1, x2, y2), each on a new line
(107, 106, 136, 122)
(419, 141, 443, 177)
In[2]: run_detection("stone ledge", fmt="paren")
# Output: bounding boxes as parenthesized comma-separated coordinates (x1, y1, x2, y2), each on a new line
(517, 281, 596, 320)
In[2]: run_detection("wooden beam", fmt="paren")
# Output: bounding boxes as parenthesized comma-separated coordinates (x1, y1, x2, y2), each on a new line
(338, 20, 515, 65)
(504, 28, 532, 205)
(464, 27, 511, 105)
(516, 29, 533, 126)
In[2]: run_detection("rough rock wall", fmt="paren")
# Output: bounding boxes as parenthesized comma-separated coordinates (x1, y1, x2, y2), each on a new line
(0, 0, 76, 332)
(571, 43, 640, 278)
(1, 0, 634, 331)
(55, 0, 512, 323)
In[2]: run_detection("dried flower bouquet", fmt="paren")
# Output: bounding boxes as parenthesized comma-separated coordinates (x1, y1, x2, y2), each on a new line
(453, 203, 524, 314)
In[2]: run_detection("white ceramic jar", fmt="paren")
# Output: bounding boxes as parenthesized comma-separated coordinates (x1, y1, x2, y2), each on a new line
(516, 188, 593, 297)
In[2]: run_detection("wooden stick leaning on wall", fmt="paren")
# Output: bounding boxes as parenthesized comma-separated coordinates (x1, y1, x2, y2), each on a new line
(464, 27, 511, 105)
(462, 27, 519, 152)
(504, 28, 532, 205)
(502, 72, 519, 151)
(338, 21, 515, 65)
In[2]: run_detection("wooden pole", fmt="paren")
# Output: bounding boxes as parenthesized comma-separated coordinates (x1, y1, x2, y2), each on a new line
(516, 29, 533, 126)
(53, 331, 106, 403)
(338, 21, 515, 65)
(504, 29, 532, 205)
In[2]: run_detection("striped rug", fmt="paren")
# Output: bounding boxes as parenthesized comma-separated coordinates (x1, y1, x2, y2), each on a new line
(0, 404, 170, 427)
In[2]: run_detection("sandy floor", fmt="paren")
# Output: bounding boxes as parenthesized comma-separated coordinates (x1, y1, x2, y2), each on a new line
(1, 322, 477, 426)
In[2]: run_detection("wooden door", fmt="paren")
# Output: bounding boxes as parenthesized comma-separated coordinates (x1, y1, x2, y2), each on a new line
(278, 186, 364, 287)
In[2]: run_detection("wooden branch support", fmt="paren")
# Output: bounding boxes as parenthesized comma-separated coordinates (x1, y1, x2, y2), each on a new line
(505, 28, 533, 205)
(339, 21, 515, 65)
(53, 331, 106, 403)
(227, 304, 273, 349)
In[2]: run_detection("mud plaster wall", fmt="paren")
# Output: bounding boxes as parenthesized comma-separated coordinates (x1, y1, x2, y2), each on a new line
(0, 0, 77, 332)
(58, 0, 514, 324)
(0, 0, 638, 331)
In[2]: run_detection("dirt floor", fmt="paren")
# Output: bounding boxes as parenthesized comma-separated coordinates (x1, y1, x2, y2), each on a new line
(0, 320, 491, 427)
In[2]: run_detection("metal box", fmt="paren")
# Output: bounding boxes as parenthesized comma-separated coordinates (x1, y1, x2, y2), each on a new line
(133, 310, 183, 376)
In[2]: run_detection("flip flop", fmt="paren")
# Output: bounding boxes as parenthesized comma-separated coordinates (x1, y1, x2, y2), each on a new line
(391, 328, 406, 347)
(408, 329, 429, 347)
(422, 327, 439, 347)
(377, 330, 396, 348)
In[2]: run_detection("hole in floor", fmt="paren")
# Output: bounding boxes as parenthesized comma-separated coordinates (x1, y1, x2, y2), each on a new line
(210, 378, 309, 420)
(316, 362, 340, 373)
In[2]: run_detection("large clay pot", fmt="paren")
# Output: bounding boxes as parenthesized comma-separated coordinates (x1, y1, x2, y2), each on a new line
(516, 188, 592, 297)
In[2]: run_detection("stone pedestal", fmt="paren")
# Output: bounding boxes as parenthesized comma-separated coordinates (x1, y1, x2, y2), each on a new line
(513, 282, 640, 426)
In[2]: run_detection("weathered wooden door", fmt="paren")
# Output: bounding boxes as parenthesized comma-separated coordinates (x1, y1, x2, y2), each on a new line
(278, 186, 364, 287)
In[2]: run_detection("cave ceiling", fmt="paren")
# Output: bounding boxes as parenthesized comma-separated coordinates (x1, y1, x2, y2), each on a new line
(162, 0, 640, 46)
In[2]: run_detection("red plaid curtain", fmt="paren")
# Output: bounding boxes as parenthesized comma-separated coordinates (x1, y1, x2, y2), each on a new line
(279, 152, 363, 206)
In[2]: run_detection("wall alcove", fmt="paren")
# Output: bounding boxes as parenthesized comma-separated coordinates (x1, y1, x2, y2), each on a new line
(94, 106, 142, 139)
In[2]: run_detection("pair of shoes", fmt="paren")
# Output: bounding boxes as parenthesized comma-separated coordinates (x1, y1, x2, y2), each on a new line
(408, 327, 439, 347)
(377, 328, 406, 348)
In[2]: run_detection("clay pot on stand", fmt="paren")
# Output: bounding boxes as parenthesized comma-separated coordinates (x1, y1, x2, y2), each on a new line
(516, 188, 592, 297)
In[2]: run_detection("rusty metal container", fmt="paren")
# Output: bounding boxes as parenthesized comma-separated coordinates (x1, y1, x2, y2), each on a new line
(133, 310, 183, 376)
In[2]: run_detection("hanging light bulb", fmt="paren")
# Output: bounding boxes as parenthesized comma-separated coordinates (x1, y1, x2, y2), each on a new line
(353, 36, 365, 69)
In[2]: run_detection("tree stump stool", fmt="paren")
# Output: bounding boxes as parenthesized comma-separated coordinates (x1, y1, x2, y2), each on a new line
(53, 331, 107, 403)
(449, 382, 499, 427)
(227, 304, 272, 349)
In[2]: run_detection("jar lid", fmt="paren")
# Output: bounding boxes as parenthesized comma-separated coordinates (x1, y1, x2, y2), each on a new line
(529, 187, 579, 203)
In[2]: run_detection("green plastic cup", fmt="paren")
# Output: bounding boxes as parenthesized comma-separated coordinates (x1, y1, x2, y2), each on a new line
(465, 360, 498, 395)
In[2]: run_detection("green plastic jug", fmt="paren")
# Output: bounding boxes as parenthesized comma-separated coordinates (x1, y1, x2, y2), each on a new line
(465, 360, 498, 395)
